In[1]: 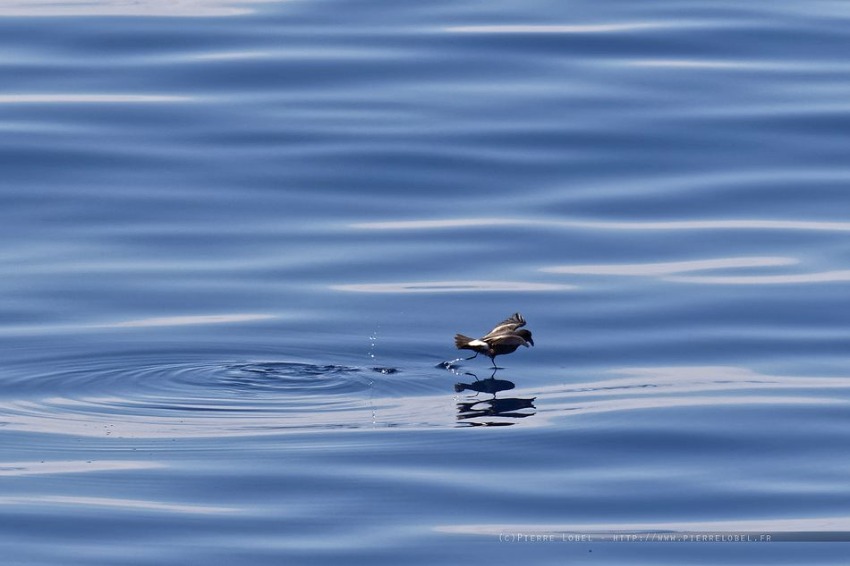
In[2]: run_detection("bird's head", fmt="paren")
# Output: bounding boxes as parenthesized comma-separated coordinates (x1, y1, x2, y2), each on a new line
(516, 329, 534, 346)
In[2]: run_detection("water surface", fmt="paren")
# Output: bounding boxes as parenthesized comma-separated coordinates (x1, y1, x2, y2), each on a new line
(2, 0, 850, 563)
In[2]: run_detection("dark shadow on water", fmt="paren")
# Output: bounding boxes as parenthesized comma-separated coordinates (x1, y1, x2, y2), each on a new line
(451, 368, 536, 427)
(456, 396, 537, 426)
(454, 375, 514, 395)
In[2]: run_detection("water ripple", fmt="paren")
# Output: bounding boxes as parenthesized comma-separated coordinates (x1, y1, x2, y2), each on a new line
(0, 0, 275, 17)
(351, 217, 850, 233)
(0, 94, 194, 104)
(1, 357, 385, 438)
(100, 314, 276, 328)
(0, 495, 238, 515)
(331, 280, 573, 293)
(443, 22, 694, 34)
(542, 256, 796, 276)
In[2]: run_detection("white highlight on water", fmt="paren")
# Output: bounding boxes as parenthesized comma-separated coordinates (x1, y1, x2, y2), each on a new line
(0, 94, 193, 104)
(351, 217, 850, 233)
(669, 270, 850, 285)
(0, 0, 280, 17)
(0, 460, 163, 476)
(0, 495, 239, 514)
(542, 256, 797, 276)
(332, 280, 573, 293)
(444, 22, 695, 34)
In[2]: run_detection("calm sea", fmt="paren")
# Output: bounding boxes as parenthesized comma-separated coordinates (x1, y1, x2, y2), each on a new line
(3, 0, 850, 563)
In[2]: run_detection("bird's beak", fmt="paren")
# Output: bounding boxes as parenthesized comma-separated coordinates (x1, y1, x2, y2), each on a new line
(529, 338, 535, 346)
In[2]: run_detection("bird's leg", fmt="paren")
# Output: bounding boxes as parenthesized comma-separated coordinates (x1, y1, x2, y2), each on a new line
(489, 356, 498, 369)
(464, 352, 479, 361)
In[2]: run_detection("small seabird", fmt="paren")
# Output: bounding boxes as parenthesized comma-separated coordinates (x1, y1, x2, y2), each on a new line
(454, 313, 534, 367)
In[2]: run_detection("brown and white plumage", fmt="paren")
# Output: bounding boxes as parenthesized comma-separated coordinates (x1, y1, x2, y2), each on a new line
(454, 313, 534, 367)
(482, 312, 526, 339)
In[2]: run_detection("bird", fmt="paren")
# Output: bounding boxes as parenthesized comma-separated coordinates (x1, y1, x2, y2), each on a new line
(454, 313, 534, 368)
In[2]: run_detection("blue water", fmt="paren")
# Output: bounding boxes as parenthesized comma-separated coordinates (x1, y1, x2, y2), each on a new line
(3, 0, 850, 562)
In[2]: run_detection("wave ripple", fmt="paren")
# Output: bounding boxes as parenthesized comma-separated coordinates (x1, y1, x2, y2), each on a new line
(1, 357, 379, 438)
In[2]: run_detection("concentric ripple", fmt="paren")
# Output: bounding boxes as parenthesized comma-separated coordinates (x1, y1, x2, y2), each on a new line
(0, 356, 411, 438)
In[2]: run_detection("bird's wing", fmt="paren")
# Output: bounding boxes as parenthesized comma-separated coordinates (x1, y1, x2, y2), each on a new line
(485, 332, 530, 348)
(484, 313, 526, 338)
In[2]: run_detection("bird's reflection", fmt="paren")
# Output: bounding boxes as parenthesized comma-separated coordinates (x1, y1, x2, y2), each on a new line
(453, 375, 514, 395)
(451, 368, 536, 426)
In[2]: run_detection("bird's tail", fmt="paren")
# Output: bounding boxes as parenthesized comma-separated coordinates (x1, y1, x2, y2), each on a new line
(455, 333, 475, 350)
